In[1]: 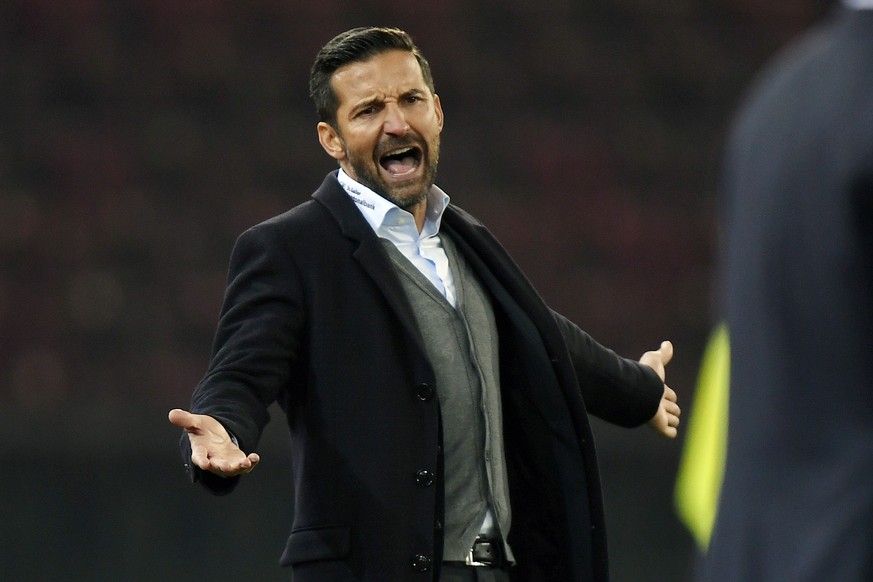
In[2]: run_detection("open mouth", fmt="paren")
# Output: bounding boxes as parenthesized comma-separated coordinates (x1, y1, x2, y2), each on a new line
(379, 146, 422, 178)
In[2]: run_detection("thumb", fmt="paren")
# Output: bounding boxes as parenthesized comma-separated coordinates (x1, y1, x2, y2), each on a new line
(168, 408, 197, 430)
(658, 340, 674, 366)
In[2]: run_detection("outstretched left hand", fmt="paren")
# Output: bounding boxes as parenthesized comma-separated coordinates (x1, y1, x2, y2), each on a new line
(640, 340, 681, 438)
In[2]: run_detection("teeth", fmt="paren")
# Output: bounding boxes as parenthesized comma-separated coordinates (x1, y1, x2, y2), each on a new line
(384, 147, 413, 157)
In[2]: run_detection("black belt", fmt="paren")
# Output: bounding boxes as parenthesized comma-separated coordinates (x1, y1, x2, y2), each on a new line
(445, 536, 507, 569)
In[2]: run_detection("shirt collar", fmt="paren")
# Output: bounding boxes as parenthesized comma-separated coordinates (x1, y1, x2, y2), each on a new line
(337, 168, 451, 239)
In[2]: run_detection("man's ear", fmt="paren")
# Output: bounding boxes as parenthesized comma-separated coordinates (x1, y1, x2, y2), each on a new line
(317, 122, 346, 161)
(433, 94, 444, 132)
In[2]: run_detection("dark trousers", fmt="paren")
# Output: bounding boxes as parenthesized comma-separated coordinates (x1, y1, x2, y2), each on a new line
(439, 564, 511, 582)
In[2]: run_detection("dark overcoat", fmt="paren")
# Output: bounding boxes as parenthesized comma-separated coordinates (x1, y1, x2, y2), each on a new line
(182, 172, 663, 581)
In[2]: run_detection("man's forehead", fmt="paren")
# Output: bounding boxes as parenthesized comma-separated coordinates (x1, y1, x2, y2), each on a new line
(331, 50, 427, 100)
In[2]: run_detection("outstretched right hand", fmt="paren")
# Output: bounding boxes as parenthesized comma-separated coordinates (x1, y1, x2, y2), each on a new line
(168, 408, 260, 477)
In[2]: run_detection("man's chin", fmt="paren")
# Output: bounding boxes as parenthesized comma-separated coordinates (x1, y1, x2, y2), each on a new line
(384, 186, 428, 211)
(350, 164, 435, 210)
(372, 175, 430, 209)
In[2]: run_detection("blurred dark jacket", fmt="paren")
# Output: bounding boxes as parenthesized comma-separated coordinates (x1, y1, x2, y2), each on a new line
(703, 7, 873, 581)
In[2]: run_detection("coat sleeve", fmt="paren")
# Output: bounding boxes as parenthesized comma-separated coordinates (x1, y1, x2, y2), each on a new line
(182, 220, 307, 494)
(551, 311, 663, 427)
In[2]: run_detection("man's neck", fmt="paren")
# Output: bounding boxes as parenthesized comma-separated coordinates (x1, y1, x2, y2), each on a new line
(409, 200, 427, 233)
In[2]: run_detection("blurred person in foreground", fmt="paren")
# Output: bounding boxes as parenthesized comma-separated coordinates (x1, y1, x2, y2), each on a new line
(168, 26, 680, 582)
(700, 2, 873, 580)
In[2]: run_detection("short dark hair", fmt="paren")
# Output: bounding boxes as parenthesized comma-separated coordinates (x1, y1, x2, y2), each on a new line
(309, 27, 435, 127)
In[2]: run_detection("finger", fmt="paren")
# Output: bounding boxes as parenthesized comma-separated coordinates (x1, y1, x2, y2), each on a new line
(216, 456, 258, 476)
(661, 412, 678, 435)
(197, 447, 240, 475)
(211, 456, 239, 475)
(231, 453, 261, 475)
(663, 385, 677, 402)
(190, 442, 211, 470)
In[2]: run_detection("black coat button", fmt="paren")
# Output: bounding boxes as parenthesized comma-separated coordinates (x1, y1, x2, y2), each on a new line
(415, 469, 435, 487)
(416, 383, 434, 401)
(411, 554, 432, 571)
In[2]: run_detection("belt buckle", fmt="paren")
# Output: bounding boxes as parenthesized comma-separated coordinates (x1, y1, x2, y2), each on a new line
(465, 537, 495, 567)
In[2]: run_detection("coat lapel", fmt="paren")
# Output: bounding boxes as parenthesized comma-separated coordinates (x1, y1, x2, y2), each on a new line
(311, 172, 428, 354)
(443, 205, 572, 360)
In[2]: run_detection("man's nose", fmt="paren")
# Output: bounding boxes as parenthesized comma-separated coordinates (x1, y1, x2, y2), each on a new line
(382, 104, 409, 135)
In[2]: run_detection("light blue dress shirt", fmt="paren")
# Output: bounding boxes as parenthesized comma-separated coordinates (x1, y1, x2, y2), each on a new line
(337, 169, 457, 308)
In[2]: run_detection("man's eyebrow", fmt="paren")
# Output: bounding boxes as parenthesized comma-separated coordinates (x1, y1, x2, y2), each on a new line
(350, 96, 383, 113)
(349, 88, 427, 115)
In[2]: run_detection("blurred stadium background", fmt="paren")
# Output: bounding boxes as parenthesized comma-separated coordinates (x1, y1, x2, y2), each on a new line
(0, 1, 828, 580)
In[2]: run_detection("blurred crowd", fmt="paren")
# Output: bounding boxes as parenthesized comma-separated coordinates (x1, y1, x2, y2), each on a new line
(0, 0, 825, 415)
